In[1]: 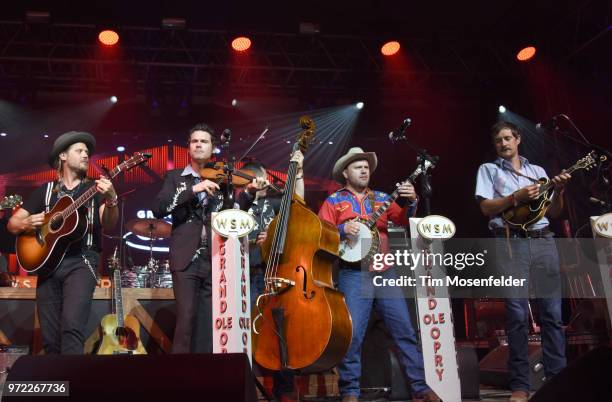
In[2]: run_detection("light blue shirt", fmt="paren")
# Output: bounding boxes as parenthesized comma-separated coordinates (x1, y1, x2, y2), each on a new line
(475, 156, 550, 230)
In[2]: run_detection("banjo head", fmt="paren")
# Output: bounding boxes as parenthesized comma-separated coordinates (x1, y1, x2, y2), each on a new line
(339, 222, 375, 263)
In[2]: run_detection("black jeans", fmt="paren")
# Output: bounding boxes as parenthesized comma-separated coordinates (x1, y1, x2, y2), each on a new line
(171, 252, 212, 353)
(36, 253, 98, 354)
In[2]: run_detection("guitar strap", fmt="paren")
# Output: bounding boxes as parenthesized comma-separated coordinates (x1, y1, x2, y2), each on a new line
(44, 182, 53, 213)
(367, 189, 376, 218)
(500, 161, 539, 183)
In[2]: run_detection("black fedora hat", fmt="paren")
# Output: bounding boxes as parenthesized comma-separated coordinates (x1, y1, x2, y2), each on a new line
(48, 131, 96, 167)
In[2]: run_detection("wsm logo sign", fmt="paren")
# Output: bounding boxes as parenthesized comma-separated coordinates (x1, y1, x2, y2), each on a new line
(417, 215, 456, 240)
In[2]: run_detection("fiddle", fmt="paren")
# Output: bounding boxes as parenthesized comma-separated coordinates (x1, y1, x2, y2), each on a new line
(199, 162, 284, 194)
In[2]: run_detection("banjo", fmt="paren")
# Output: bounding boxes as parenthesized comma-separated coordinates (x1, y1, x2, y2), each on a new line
(339, 160, 435, 263)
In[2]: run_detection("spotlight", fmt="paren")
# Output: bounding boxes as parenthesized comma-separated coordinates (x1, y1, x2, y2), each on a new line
(231, 36, 252, 52)
(213, 147, 221, 154)
(328, 141, 334, 145)
(381, 41, 401, 56)
(110, 95, 118, 103)
(286, 140, 291, 144)
(356, 102, 364, 109)
(98, 30, 119, 46)
(231, 99, 238, 107)
(167, 139, 173, 143)
(516, 46, 536, 62)
(0, 133, 7, 137)
(116, 146, 125, 152)
(43, 134, 49, 138)
(498, 105, 507, 113)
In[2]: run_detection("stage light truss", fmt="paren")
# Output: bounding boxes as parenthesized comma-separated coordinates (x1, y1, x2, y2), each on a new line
(0, 21, 515, 96)
(0, 1, 608, 98)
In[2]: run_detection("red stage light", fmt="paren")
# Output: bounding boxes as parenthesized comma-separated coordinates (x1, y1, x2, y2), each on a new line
(231, 36, 252, 52)
(98, 30, 119, 46)
(381, 41, 401, 56)
(516, 46, 536, 61)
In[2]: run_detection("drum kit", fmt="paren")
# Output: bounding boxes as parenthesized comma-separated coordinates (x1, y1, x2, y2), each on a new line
(108, 218, 173, 288)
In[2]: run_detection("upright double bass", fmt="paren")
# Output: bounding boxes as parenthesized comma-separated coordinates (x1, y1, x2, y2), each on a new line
(252, 117, 352, 374)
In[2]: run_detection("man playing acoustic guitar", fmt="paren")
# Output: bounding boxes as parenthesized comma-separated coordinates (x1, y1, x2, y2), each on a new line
(8, 131, 118, 354)
(475, 121, 570, 402)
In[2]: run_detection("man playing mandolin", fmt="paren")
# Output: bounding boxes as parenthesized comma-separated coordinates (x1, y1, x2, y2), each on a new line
(318, 147, 439, 402)
(8, 131, 119, 354)
(475, 121, 570, 402)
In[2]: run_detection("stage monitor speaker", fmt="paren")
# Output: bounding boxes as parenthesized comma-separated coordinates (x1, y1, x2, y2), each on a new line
(5, 353, 256, 402)
(530, 346, 612, 402)
(479, 343, 545, 391)
(0, 345, 29, 399)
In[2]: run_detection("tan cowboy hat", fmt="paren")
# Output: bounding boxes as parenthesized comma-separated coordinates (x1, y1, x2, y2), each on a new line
(332, 147, 377, 183)
(48, 131, 96, 167)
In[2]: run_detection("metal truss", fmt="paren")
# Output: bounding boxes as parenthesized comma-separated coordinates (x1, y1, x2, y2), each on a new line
(0, 20, 517, 97)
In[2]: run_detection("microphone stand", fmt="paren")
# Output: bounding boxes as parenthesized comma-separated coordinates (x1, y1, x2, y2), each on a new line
(390, 134, 438, 216)
(117, 188, 136, 270)
(417, 151, 436, 216)
(540, 115, 611, 215)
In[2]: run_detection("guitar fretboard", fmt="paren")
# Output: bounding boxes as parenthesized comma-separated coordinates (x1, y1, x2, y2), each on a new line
(113, 269, 124, 328)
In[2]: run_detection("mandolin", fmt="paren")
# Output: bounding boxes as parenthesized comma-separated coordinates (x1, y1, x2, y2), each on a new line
(502, 151, 606, 231)
(16, 153, 151, 276)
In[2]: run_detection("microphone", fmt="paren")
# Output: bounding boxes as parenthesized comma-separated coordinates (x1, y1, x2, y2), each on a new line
(219, 129, 232, 149)
(535, 115, 560, 131)
(221, 129, 232, 144)
(388, 118, 412, 142)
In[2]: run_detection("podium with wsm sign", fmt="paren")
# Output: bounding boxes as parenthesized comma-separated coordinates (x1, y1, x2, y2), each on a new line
(211, 209, 256, 364)
(409, 216, 461, 402)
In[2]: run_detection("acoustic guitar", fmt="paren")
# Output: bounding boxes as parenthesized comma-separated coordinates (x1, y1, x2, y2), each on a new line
(16, 153, 151, 276)
(97, 251, 146, 355)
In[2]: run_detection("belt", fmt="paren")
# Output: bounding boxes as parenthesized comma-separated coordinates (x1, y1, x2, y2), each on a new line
(493, 227, 551, 238)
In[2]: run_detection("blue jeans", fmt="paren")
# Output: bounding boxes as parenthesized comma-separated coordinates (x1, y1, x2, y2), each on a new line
(495, 234, 567, 392)
(337, 267, 429, 397)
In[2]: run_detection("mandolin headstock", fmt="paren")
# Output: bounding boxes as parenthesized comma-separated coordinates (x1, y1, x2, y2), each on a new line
(575, 151, 607, 172)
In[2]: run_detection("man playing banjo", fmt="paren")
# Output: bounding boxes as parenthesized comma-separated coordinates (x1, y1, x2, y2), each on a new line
(318, 147, 439, 402)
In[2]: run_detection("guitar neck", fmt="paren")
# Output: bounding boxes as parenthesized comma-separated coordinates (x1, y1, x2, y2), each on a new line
(540, 162, 583, 194)
(61, 163, 124, 217)
(113, 269, 124, 327)
(366, 169, 421, 228)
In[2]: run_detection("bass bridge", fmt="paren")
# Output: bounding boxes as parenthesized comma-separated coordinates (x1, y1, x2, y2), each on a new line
(264, 277, 296, 295)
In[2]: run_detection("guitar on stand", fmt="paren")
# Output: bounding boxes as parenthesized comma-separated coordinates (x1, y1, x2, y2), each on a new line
(97, 248, 146, 355)
(339, 160, 436, 263)
(15, 152, 151, 276)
